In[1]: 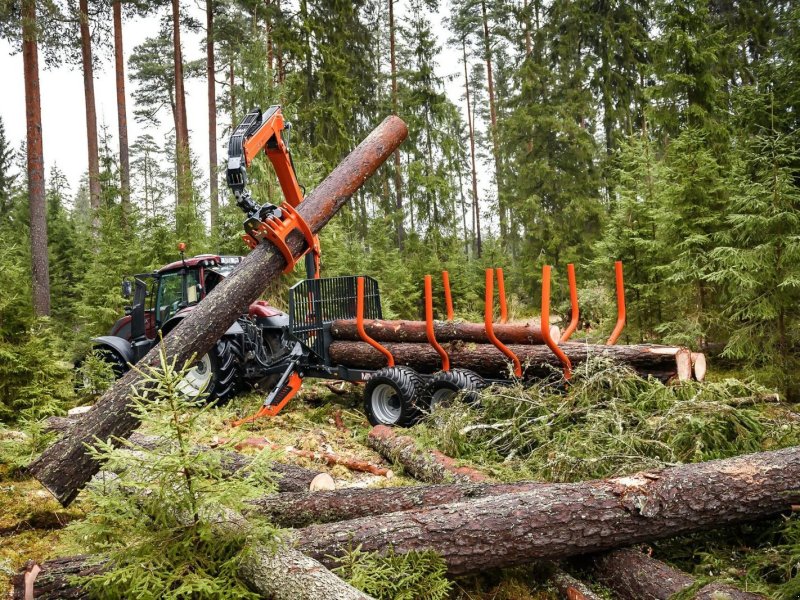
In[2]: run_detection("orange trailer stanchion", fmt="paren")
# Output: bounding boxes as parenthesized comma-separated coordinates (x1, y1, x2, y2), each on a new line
(424, 275, 450, 371)
(357, 276, 395, 366)
(541, 265, 572, 380)
(442, 271, 454, 321)
(484, 269, 522, 377)
(496, 268, 509, 324)
(606, 261, 626, 345)
(560, 263, 579, 343)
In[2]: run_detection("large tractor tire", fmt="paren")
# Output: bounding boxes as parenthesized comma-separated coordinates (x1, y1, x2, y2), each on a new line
(427, 368, 485, 409)
(177, 336, 243, 404)
(363, 366, 426, 427)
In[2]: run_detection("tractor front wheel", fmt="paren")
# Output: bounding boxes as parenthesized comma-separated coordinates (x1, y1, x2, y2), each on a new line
(177, 336, 243, 404)
(363, 366, 425, 427)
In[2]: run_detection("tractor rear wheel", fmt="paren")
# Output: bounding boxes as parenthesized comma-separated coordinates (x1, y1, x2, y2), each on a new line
(177, 336, 243, 404)
(427, 368, 485, 409)
(363, 366, 425, 427)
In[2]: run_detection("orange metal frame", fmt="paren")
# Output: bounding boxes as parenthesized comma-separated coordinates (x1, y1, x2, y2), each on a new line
(357, 276, 394, 367)
(232, 370, 303, 426)
(606, 261, 626, 345)
(424, 275, 450, 371)
(541, 265, 572, 380)
(441, 271, 454, 321)
(484, 269, 522, 378)
(496, 268, 508, 324)
(560, 263, 579, 342)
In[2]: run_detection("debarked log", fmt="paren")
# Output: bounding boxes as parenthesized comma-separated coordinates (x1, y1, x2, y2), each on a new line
(589, 547, 766, 599)
(330, 318, 560, 346)
(28, 115, 409, 507)
(292, 446, 800, 575)
(328, 341, 694, 381)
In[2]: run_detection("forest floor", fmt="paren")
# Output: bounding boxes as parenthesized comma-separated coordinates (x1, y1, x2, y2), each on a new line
(1, 367, 797, 599)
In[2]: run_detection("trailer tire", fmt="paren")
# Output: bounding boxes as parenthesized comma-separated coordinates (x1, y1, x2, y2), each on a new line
(427, 368, 486, 409)
(364, 366, 425, 427)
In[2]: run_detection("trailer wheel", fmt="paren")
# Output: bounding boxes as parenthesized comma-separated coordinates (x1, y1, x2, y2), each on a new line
(427, 368, 486, 409)
(363, 367, 425, 427)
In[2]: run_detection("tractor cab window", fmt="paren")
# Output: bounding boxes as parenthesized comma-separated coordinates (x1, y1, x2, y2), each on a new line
(156, 269, 201, 324)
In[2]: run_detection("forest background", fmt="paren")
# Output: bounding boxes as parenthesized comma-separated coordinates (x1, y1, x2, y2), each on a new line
(0, 0, 798, 425)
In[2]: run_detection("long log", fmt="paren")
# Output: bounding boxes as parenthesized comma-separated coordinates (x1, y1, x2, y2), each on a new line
(28, 116, 408, 507)
(292, 446, 800, 575)
(331, 318, 560, 345)
(590, 548, 766, 599)
(366, 424, 488, 483)
(547, 564, 603, 600)
(329, 340, 694, 381)
(43, 416, 324, 493)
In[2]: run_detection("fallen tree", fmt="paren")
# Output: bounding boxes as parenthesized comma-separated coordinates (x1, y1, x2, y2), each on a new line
(331, 318, 560, 346)
(44, 415, 325, 493)
(292, 446, 800, 575)
(28, 115, 409, 507)
(589, 548, 766, 599)
(366, 424, 488, 483)
(329, 341, 694, 381)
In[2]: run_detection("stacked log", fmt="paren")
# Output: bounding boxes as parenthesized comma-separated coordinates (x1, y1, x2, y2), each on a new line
(329, 340, 696, 382)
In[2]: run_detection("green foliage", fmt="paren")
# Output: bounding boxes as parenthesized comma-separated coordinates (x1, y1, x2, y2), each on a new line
(415, 358, 797, 482)
(65, 346, 281, 599)
(332, 546, 452, 600)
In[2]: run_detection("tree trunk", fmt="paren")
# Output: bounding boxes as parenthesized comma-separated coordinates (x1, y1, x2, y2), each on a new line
(367, 424, 488, 484)
(27, 116, 408, 507)
(172, 0, 192, 233)
(548, 564, 602, 600)
(43, 416, 325, 492)
(389, 0, 404, 249)
(480, 0, 504, 240)
(206, 0, 219, 232)
(463, 38, 481, 257)
(331, 318, 559, 345)
(22, 0, 50, 317)
(113, 0, 130, 222)
(79, 0, 101, 226)
(248, 480, 545, 528)
(293, 446, 800, 575)
(328, 341, 693, 381)
(589, 548, 766, 599)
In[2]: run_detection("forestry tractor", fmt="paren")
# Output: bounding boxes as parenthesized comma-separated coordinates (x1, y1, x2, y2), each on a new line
(91, 105, 650, 428)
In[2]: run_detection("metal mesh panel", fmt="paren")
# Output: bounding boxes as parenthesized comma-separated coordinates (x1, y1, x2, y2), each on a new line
(289, 276, 382, 359)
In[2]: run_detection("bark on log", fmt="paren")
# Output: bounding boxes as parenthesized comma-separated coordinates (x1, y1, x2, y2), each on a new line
(248, 481, 544, 528)
(42, 416, 324, 493)
(28, 116, 408, 507)
(292, 446, 800, 575)
(329, 341, 693, 381)
(366, 425, 488, 483)
(590, 548, 766, 599)
(331, 318, 560, 346)
(547, 564, 603, 600)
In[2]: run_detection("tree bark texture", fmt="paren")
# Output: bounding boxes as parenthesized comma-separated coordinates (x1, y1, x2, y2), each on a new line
(27, 114, 408, 507)
(79, 0, 101, 219)
(206, 0, 219, 232)
(367, 424, 488, 483)
(113, 0, 130, 217)
(248, 480, 544, 528)
(329, 341, 693, 381)
(292, 446, 800, 575)
(22, 0, 50, 317)
(172, 0, 192, 220)
(330, 318, 559, 346)
(547, 564, 603, 600)
(589, 548, 766, 599)
(43, 416, 324, 493)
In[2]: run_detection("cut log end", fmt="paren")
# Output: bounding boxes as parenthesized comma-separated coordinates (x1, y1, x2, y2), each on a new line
(691, 352, 707, 382)
(676, 349, 693, 382)
(309, 473, 336, 491)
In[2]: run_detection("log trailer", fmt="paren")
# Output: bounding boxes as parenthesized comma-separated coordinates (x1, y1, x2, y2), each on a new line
(92, 105, 663, 428)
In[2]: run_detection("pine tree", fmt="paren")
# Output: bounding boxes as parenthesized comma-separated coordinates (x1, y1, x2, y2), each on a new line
(0, 116, 17, 217)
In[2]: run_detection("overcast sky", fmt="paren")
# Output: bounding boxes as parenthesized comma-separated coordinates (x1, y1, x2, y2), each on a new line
(0, 1, 486, 207)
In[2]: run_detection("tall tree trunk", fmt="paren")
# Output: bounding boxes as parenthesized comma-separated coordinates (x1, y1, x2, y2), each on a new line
(480, 0, 504, 239)
(79, 0, 101, 228)
(463, 39, 481, 256)
(229, 56, 236, 122)
(265, 0, 273, 73)
(22, 0, 50, 316)
(389, 0, 404, 249)
(206, 0, 219, 232)
(523, 0, 532, 55)
(113, 0, 130, 223)
(172, 0, 192, 234)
